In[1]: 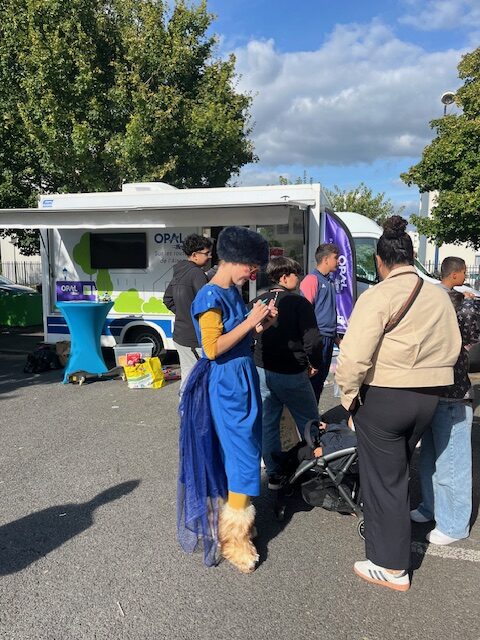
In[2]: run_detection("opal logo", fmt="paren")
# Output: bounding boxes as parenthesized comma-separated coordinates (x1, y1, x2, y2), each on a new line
(60, 284, 80, 293)
(154, 232, 184, 244)
(335, 255, 348, 291)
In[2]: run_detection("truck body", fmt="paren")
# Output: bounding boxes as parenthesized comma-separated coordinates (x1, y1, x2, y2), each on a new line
(0, 182, 388, 354)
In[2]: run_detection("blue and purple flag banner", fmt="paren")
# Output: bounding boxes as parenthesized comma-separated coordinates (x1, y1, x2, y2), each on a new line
(324, 213, 357, 334)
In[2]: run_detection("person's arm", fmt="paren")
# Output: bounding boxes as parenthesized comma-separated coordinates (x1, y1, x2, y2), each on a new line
(457, 300, 480, 346)
(299, 274, 318, 305)
(198, 301, 273, 359)
(335, 289, 389, 411)
(163, 280, 175, 313)
(298, 298, 323, 370)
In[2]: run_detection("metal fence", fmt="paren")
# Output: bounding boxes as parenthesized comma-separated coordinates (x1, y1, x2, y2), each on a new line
(1, 261, 42, 286)
(424, 261, 480, 290)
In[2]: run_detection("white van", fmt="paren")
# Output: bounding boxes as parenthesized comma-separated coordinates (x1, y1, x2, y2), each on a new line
(337, 211, 479, 298)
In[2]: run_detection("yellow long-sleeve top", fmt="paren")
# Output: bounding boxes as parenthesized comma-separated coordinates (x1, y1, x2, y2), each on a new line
(199, 309, 224, 359)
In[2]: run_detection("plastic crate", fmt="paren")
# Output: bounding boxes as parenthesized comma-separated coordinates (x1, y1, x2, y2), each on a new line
(113, 343, 153, 367)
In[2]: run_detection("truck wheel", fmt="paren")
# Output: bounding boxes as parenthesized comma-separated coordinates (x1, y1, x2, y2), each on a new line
(125, 327, 166, 359)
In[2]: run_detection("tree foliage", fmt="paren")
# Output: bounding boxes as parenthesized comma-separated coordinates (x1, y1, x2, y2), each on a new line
(325, 182, 400, 225)
(0, 0, 255, 255)
(401, 47, 480, 249)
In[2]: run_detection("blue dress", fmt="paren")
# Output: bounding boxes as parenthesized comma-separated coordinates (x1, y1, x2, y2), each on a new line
(191, 284, 262, 496)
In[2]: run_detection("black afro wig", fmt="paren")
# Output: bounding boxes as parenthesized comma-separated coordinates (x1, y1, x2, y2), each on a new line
(216, 226, 269, 266)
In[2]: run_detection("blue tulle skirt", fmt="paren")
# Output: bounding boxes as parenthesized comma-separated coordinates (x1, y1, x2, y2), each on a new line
(177, 358, 228, 567)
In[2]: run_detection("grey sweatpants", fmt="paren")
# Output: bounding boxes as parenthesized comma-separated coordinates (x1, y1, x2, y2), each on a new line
(175, 342, 202, 394)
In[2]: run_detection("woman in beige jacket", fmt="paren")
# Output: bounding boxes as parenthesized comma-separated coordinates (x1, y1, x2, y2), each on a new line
(336, 216, 461, 592)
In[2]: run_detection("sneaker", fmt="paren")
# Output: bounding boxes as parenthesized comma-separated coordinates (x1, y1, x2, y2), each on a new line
(267, 473, 285, 490)
(426, 527, 462, 546)
(410, 508, 432, 523)
(354, 560, 410, 592)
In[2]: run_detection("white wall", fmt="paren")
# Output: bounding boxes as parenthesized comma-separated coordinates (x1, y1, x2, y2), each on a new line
(0, 236, 41, 264)
(416, 192, 479, 268)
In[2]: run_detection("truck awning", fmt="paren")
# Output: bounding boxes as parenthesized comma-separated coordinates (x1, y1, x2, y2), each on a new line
(0, 201, 311, 229)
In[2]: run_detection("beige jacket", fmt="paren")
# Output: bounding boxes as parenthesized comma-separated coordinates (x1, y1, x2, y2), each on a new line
(335, 266, 461, 410)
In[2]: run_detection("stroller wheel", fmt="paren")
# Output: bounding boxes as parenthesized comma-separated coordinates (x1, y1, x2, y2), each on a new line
(357, 518, 365, 540)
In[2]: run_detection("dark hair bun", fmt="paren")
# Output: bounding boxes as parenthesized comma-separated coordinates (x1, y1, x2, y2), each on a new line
(382, 215, 408, 240)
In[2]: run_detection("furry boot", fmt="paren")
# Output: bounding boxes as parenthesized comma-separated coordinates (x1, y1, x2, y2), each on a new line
(218, 503, 259, 574)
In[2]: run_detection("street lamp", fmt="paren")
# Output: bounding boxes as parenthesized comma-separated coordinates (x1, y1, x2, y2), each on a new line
(441, 91, 455, 116)
(432, 91, 456, 271)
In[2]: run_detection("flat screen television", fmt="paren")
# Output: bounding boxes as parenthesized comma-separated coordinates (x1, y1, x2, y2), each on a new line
(89, 232, 148, 269)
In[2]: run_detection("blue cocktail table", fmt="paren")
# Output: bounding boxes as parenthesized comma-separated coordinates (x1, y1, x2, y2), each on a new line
(57, 301, 114, 383)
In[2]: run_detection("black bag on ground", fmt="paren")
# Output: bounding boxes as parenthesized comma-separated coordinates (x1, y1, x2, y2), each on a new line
(301, 476, 355, 514)
(24, 345, 60, 374)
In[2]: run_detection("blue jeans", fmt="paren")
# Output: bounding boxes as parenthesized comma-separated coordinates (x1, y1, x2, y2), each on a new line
(257, 367, 319, 476)
(418, 400, 473, 539)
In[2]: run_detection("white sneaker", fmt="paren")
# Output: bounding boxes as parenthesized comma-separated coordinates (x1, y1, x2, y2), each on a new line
(354, 560, 410, 592)
(426, 527, 462, 546)
(410, 508, 432, 523)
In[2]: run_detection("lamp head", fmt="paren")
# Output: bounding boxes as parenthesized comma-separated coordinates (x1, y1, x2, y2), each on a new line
(441, 91, 455, 105)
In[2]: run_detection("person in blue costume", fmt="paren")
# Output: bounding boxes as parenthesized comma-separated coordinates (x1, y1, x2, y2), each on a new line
(177, 226, 277, 573)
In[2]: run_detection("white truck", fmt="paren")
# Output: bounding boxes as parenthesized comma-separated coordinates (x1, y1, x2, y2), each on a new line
(0, 181, 425, 355)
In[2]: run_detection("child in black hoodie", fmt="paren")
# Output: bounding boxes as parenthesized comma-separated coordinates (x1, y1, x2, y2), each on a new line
(249, 256, 323, 488)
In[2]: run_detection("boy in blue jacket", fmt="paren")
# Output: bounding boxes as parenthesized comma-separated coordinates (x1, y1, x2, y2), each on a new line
(300, 243, 339, 402)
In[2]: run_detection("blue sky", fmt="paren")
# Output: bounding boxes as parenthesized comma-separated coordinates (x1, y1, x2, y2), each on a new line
(202, 0, 479, 215)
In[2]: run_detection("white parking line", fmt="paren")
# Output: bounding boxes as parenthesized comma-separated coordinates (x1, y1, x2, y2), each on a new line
(412, 541, 480, 563)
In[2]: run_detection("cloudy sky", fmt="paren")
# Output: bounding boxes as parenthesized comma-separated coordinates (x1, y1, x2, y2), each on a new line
(205, 0, 479, 214)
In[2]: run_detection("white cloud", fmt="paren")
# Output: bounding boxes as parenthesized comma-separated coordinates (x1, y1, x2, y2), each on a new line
(233, 22, 466, 167)
(228, 167, 285, 186)
(399, 0, 480, 31)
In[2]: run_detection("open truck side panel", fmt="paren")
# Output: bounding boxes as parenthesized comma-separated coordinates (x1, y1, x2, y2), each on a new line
(0, 185, 395, 355)
(2, 183, 327, 354)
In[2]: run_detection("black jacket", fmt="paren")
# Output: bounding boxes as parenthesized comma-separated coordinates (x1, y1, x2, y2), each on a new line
(164, 260, 208, 347)
(249, 286, 323, 374)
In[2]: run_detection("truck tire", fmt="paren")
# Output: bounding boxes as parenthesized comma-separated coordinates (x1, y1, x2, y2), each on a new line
(125, 326, 166, 359)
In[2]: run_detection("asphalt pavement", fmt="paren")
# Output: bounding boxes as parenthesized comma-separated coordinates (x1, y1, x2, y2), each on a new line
(0, 343, 479, 640)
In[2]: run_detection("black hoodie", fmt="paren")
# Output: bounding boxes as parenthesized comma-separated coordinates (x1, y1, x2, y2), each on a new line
(249, 286, 323, 374)
(163, 260, 208, 347)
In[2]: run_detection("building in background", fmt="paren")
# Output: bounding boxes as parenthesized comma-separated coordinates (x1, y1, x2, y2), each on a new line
(413, 192, 479, 286)
(0, 236, 42, 286)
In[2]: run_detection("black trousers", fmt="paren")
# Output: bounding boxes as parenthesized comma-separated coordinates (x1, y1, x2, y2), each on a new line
(310, 336, 335, 402)
(354, 385, 439, 570)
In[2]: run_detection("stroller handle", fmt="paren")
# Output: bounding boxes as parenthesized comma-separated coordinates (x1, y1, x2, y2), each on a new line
(288, 458, 318, 484)
(321, 447, 357, 463)
(288, 447, 358, 484)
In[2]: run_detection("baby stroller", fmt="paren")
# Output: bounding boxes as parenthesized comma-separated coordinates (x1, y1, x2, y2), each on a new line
(272, 419, 365, 540)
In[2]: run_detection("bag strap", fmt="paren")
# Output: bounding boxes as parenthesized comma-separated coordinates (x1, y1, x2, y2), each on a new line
(191, 347, 201, 361)
(384, 273, 424, 334)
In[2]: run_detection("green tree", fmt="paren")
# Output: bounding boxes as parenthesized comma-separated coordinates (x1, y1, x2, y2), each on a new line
(0, 0, 255, 255)
(325, 182, 400, 225)
(401, 47, 480, 249)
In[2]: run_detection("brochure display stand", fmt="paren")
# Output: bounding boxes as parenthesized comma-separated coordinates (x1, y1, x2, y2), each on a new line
(57, 301, 113, 383)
